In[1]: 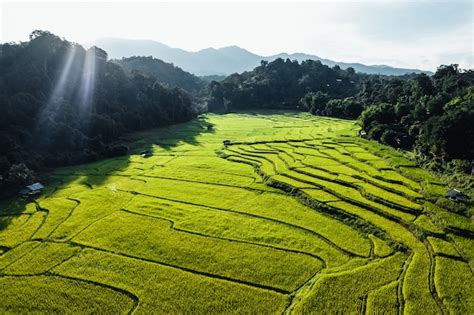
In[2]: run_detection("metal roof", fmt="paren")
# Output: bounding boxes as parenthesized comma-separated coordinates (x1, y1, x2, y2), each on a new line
(26, 182, 44, 191)
(447, 188, 461, 196)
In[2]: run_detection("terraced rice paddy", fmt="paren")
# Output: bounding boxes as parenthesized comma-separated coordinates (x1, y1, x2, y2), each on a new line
(0, 112, 472, 313)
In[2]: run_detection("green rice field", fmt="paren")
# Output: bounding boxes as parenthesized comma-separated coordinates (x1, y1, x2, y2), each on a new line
(0, 112, 472, 313)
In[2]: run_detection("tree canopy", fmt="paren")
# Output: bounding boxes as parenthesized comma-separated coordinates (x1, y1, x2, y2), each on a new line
(0, 31, 197, 193)
(207, 59, 473, 172)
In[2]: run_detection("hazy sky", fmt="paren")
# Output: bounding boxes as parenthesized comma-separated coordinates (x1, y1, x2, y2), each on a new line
(1, 0, 473, 71)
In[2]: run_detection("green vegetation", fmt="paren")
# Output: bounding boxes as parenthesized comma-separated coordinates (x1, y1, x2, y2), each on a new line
(209, 59, 473, 185)
(0, 31, 197, 196)
(115, 56, 207, 96)
(0, 112, 472, 313)
(434, 257, 474, 314)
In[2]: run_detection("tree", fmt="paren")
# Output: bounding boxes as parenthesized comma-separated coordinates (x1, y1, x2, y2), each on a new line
(0, 30, 198, 182)
(5, 163, 35, 189)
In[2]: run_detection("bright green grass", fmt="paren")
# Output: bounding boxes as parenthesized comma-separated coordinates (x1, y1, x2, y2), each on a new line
(34, 198, 79, 239)
(366, 280, 399, 314)
(0, 241, 41, 270)
(379, 170, 422, 191)
(399, 166, 443, 185)
(424, 202, 474, 233)
(0, 275, 135, 313)
(0, 211, 45, 247)
(327, 201, 440, 313)
(434, 257, 474, 314)
(0, 112, 470, 313)
(123, 195, 350, 267)
(54, 248, 289, 314)
(231, 192, 371, 258)
(355, 172, 423, 199)
(2, 242, 80, 275)
(403, 251, 440, 314)
(48, 188, 134, 241)
(293, 253, 406, 313)
(73, 210, 323, 292)
(414, 215, 444, 234)
(449, 234, 474, 265)
(369, 234, 393, 257)
(355, 182, 422, 211)
(427, 237, 460, 257)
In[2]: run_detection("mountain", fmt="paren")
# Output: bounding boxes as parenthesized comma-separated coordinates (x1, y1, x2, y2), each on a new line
(89, 38, 433, 76)
(114, 56, 207, 95)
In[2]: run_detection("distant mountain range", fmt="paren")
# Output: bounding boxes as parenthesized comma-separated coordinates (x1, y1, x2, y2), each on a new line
(89, 38, 433, 77)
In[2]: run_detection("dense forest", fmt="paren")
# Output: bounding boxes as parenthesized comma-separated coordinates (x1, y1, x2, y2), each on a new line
(115, 56, 207, 97)
(0, 31, 197, 194)
(207, 58, 365, 112)
(208, 59, 474, 176)
(358, 66, 473, 170)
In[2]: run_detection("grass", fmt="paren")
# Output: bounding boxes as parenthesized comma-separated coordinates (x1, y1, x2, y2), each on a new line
(55, 248, 289, 314)
(368, 234, 393, 257)
(0, 275, 135, 313)
(424, 202, 474, 233)
(403, 251, 440, 314)
(73, 210, 323, 292)
(0, 212, 45, 247)
(427, 237, 460, 257)
(449, 234, 474, 265)
(414, 215, 444, 234)
(0, 111, 471, 313)
(0, 241, 41, 270)
(434, 257, 474, 314)
(293, 253, 406, 313)
(124, 195, 349, 267)
(2, 242, 80, 275)
(365, 280, 399, 314)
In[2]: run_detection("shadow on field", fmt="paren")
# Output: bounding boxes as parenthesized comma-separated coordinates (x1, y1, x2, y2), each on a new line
(151, 117, 214, 151)
(0, 116, 212, 235)
(0, 197, 30, 234)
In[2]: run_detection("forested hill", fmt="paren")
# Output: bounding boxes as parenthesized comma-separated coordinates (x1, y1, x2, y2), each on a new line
(207, 58, 367, 113)
(209, 59, 474, 175)
(114, 56, 207, 96)
(0, 31, 197, 194)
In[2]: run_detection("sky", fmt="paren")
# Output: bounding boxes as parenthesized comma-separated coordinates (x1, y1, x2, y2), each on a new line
(1, 0, 473, 71)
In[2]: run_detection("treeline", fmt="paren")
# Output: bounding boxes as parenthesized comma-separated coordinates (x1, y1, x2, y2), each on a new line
(207, 59, 473, 173)
(207, 58, 364, 112)
(0, 31, 197, 193)
(359, 65, 474, 172)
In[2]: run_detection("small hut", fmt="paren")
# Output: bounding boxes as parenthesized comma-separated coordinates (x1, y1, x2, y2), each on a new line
(446, 189, 469, 203)
(19, 182, 44, 198)
(358, 130, 367, 138)
(140, 150, 152, 158)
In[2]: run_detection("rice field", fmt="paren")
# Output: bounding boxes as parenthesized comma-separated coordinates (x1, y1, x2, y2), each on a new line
(0, 111, 472, 314)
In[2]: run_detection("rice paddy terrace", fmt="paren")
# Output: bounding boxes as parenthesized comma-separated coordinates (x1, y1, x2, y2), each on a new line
(0, 112, 472, 314)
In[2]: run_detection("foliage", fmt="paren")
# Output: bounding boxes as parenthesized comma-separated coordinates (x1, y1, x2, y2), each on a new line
(207, 58, 361, 112)
(4, 163, 35, 190)
(0, 30, 197, 194)
(115, 56, 207, 96)
(359, 66, 474, 168)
